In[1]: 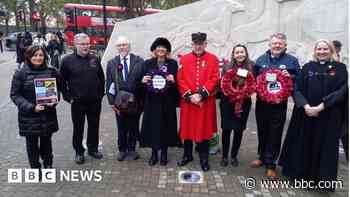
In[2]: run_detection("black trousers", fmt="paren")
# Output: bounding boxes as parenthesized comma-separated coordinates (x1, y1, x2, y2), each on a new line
(116, 113, 139, 152)
(0, 40, 3, 53)
(71, 101, 101, 155)
(183, 140, 209, 160)
(341, 123, 349, 161)
(256, 99, 287, 169)
(25, 135, 53, 168)
(222, 129, 244, 159)
(152, 147, 168, 155)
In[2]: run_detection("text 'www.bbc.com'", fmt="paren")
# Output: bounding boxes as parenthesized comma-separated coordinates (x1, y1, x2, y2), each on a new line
(244, 177, 343, 190)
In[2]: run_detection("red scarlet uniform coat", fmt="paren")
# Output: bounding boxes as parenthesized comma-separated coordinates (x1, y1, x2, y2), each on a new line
(177, 52, 220, 142)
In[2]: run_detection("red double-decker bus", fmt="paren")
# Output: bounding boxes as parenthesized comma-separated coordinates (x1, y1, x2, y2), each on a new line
(64, 3, 160, 48)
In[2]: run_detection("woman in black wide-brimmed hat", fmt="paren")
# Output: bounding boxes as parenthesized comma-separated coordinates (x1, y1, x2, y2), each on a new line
(130, 37, 181, 166)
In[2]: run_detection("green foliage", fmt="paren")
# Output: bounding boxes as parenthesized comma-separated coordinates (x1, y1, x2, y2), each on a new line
(0, 0, 199, 29)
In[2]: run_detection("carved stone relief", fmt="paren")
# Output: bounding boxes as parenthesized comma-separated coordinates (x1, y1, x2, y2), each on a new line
(102, 0, 348, 66)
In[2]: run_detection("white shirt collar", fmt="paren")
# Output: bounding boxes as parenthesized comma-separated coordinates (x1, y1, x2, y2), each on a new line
(120, 54, 130, 61)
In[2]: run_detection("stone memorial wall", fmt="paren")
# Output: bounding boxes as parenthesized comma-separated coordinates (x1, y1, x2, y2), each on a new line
(102, 0, 348, 66)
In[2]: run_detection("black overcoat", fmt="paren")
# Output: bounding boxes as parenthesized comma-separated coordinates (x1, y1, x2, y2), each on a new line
(10, 64, 61, 136)
(279, 60, 348, 187)
(132, 58, 181, 149)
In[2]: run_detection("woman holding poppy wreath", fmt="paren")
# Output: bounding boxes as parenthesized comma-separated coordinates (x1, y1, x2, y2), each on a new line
(219, 44, 255, 167)
(279, 39, 348, 192)
(131, 37, 181, 166)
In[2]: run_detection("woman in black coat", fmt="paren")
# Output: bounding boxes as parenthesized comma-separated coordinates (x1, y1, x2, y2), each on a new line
(279, 40, 348, 192)
(16, 33, 25, 66)
(219, 44, 254, 167)
(47, 34, 61, 68)
(132, 37, 180, 166)
(10, 45, 60, 169)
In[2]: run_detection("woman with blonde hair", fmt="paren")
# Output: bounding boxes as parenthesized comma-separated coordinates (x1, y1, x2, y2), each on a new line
(131, 37, 181, 166)
(279, 39, 348, 191)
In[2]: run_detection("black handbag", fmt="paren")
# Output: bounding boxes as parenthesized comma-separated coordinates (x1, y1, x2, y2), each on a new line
(113, 64, 138, 115)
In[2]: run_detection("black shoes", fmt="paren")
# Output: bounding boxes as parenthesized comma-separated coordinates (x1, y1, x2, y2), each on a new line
(44, 165, 53, 169)
(117, 152, 128, 161)
(148, 151, 158, 166)
(75, 154, 85, 165)
(177, 156, 193, 166)
(128, 151, 140, 160)
(200, 159, 210, 172)
(88, 151, 103, 159)
(117, 151, 140, 161)
(231, 157, 239, 167)
(220, 157, 238, 167)
(160, 151, 168, 166)
(75, 152, 102, 164)
(220, 158, 228, 167)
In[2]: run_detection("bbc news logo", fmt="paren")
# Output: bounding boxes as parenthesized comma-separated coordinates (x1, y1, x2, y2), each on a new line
(8, 169, 103, 183)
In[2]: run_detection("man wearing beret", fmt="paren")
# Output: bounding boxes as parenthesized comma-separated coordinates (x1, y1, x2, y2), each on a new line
(177, 32, 220, 171)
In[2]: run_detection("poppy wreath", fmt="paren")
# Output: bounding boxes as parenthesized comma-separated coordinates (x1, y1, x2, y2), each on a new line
(116, 63, 123, 78)
(256, 68, 293, 104)
(221, 68, 256, 117)
(146, 66, 170, 94)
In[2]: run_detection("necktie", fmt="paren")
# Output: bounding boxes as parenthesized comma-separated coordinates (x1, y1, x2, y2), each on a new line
(123, 57, 128, 81)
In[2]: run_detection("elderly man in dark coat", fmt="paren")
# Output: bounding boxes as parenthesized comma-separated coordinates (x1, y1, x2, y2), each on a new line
(106, 36, 144, 161)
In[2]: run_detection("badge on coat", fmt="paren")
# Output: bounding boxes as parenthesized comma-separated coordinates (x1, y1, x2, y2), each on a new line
(279, 64, 287, 70)
(89, 58, 97, 68)
(327, 65, 336, 76)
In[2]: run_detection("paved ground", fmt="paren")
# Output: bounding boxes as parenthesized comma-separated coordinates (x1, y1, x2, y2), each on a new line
(0, 50, 348, 197)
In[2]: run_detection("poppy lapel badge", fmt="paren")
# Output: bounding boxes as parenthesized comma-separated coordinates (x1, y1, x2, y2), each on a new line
(327, 65, 336, 76)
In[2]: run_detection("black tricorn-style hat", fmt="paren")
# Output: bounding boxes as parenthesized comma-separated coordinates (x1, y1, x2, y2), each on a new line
(150, 37, 172, 52)
(192, 32, 207, 44)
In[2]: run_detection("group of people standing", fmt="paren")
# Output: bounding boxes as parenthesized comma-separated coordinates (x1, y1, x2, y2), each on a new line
(10, 31, 347, 192)
(16, 31, 65, 69)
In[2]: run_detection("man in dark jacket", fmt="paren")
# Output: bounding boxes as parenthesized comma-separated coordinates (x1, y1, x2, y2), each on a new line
(252, 33, 300, 178)
(333, 40, 349, 162)
(0, 31, 3, 53)
(106, 36, 144, 161)
(60, 33, 105, 164)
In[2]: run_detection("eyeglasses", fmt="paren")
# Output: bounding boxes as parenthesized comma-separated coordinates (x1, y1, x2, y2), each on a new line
(117, 43, 129, 47)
